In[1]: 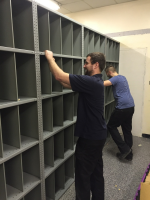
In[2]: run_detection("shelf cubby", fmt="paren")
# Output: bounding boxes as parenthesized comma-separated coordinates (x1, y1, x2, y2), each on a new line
(62, 58, 73, 74)
(112, 42, 116, 61)
(106, 38, 109, 60)
(73, 59, 82, 75)
(53, 95, 63, 128)
(52, 57, 63, 93)
(24, 184, 41, 200)
(89, 31, 94, 53)
(54, 131, 64, 161)
(15, 53, 37, 98)
(100, 36, 105, 54)
(62, 58, 73, 90)
(73, 23, 82, 57)
(40, 55, 52, 95)
(45, 172, 55, 200)
(0, 0, 14, 48)
(65, 155, 74, 187)
(19, 102, 39, 147)
(22, 145, 41, 191)
(37, 6, 50, 52)
(49, 12, 61, 54)
(1, 106, 20, 158)
(55, 164, 65, 195)
(42, 98, 53, 132)
(61, 18, 72, 55)
(116, 43, 120, 61)
(64, 125, 74, 154)
(0, 51, 18, 101)
(0, 116, 3, 158)
(73, 92, 79, 117)
(63, 93, 73, 122)
(0, 163, 7, 200)
(44, 136, 54, 168)
(5, 155, 23, 199)
(73, 123, 78, 145)
(94, 33, 100, 52)
(84, 28, 89, 57)
(11, 0, 34, 50)
(109, 40, 113, 61)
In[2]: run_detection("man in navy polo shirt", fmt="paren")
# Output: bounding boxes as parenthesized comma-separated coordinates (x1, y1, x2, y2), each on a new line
(104, 66, 135, 161)
(45, 50, 107, 200)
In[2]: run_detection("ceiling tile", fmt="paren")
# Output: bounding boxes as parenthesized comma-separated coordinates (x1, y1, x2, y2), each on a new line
(56, 0, 81, 5)
(115, 0, 136, 3)
(58, 7, 71, 14)
(83, 0, 116, 8)
(62, 1, 92, 12)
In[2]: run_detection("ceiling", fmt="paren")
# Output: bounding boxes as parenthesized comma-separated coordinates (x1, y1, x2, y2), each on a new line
(56, 0, 137, 14)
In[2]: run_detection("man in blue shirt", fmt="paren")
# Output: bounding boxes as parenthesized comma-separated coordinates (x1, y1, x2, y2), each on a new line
(45, 50, 107, 200)
(104, 66, 135, 161)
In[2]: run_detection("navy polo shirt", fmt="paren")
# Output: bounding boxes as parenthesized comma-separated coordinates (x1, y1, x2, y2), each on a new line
(69, 74, 107, 140)
(109, 75, 135, 109)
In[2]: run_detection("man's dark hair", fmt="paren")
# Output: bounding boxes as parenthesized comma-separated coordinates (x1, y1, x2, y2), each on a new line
(105, 65, 116, 73)
(87, 52, 106, 72)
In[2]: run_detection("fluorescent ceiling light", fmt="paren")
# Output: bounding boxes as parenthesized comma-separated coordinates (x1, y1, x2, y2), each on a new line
(36, 0, 61, 11)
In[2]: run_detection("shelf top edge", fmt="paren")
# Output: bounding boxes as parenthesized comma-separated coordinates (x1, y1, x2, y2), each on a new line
(106, 35, 120, 43)
(83, 25, 106, 38)
(37, 52, 83, 59)
(0, 46, 35, 54)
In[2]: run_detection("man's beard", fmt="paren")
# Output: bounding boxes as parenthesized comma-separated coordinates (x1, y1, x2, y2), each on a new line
(84, 69, 93, 76)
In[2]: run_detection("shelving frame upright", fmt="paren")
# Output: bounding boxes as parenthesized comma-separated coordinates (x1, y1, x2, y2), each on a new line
(0, 0, 120, 199)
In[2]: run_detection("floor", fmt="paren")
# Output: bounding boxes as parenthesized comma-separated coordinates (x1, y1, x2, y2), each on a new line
(59, 136, 150, 200)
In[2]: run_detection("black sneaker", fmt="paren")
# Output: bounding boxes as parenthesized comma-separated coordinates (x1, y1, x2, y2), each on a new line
(125, 150, 133, 161)
(116, 149, 131, 160)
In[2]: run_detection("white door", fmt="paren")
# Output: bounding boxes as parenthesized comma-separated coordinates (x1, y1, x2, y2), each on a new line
(119, 48, 147, 137)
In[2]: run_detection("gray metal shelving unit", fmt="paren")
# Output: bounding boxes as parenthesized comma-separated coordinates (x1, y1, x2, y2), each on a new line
(0, 0, 120, 199)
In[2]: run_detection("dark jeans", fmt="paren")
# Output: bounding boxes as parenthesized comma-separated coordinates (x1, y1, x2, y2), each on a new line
(107, 107, 134, 154)
(75, 137, 106, 200)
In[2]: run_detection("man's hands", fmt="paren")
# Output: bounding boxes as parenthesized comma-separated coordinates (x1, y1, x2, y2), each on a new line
(45, 50, 54, 61)
(45, 50, 72, 89)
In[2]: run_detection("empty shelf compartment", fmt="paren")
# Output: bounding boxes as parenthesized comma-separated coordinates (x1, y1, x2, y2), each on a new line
(49, 12, 61, 54)
(37, 6, 50, 52)
(15, 53, 37, 98)
(64, 125, 74, 153)
(19, 102, 39, 143)
(42, 98, 53, 132)
(0, 0, 14, 47)
(40, 55, 52, 95)
(61, 18, 72, 55)
(0, 51, 18, 101)
(11, 0, 34, 50)
(73, 23, 82, 57)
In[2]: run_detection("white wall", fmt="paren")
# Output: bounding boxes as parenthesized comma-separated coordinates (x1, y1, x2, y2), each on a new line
(65, 0, 150, 135)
